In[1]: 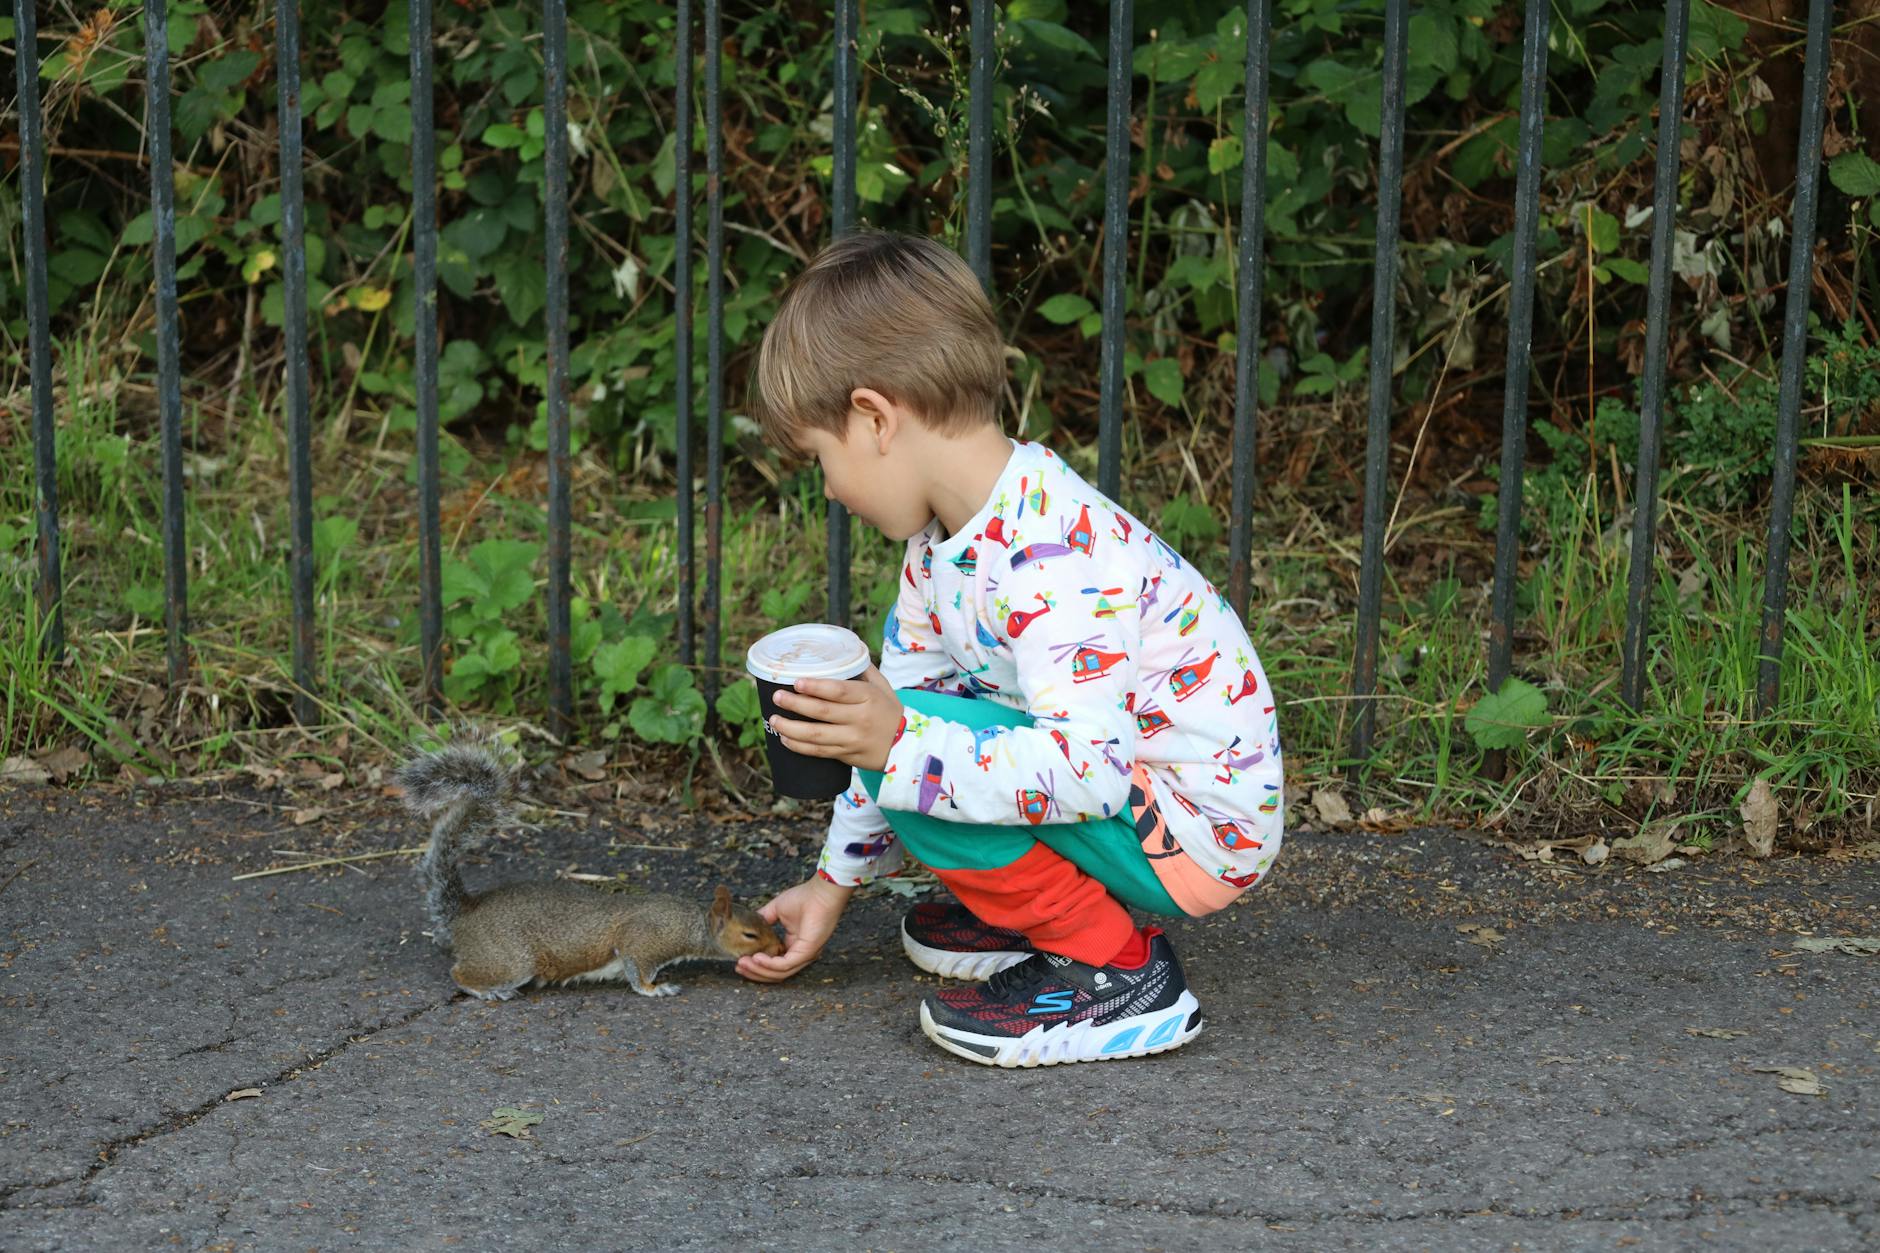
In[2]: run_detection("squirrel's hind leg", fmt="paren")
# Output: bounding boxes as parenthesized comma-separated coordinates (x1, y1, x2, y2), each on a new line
(451, 957, 533, 1002)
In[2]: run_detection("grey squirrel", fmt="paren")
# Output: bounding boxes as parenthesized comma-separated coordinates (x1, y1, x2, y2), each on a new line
(397, 738, 784, 1000)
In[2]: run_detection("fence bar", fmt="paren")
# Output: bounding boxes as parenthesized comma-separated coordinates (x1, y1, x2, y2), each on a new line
(965, 0, 994, 291)
(1618, 0, 1691, 711)
(1484, 0, 1553, 710)
(410, 0, 443, 714)
(1756, 0, 1834, 714)
(826, 0, 858, 628)
(544, 0, 573, 738)
(14, 0, 63, 660)
(145, 0, 189, 686)
(675, 0, 695, 667)
(1096, 0, 1132, 501)
(275, 0, 317, 723)
(703, 0, 725, 704)
(1345, 0, 1409, 771)
(1225, 0, 1271, 623)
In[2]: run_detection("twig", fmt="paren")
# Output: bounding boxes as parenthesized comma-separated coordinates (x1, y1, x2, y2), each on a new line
(0, 859, 40, 898)
(232, 847, 424, 880)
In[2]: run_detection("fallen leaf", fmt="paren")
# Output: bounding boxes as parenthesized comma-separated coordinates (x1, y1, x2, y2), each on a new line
(225, 1088, 263, 1101)
(1311, 790, 1353, 826)
(481, 1107, 543, 1139)
(1611, 822, 1678, 866)
(563, 749, 609, 782)
(317, 771, 345, 792)
(0, 757, 51, 786)
(291, 807, 326, 826)
(1740, 778, 1778, 858)
(1751, 1065, 1824, 1096)
(35, 747, 90, 783)
(1644, 856, 1688, 874)
(1511, 835, 1608, 866)
(1458, 923, 1505, 948)
(1792, 937, 1880, 957)
(1685, 1027, 1749, 1039)
(1359, 807, 1414, 833)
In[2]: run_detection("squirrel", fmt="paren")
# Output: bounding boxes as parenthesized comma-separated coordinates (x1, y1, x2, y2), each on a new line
(396, 738, 784, 1001)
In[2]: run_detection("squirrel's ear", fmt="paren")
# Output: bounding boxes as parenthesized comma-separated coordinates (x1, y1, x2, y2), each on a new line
(710, 884, 732, 924)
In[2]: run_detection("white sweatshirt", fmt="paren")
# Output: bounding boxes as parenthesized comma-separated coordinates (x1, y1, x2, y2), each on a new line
(819, 439, 1284, 892)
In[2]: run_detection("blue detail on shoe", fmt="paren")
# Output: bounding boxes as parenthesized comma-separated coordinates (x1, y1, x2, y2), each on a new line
(1144, 1015, 1182, 1048)
(1101, 1026, 1143, 1053)
(1030, 989, 1075, 1014)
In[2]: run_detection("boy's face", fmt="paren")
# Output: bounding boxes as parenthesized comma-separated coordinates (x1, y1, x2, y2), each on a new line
(798, 405, 935, 543)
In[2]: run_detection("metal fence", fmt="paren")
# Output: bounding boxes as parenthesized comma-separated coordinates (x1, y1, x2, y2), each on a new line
(10, 0, 1836, 760)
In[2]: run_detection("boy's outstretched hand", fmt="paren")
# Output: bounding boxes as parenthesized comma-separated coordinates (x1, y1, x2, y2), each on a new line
(737, 876, 853, 983)
(766, 664, 903, 773)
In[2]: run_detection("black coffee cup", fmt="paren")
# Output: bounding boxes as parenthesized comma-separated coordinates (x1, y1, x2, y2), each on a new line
(745, 624, 872, 800)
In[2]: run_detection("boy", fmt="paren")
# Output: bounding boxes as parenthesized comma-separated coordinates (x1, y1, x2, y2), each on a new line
(737, 230, 1284, 1068)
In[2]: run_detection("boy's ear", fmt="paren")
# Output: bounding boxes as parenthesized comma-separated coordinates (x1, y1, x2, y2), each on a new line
(849, 387, 904, 453)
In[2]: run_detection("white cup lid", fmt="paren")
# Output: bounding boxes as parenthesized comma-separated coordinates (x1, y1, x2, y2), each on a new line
(745, 624, 871, 684)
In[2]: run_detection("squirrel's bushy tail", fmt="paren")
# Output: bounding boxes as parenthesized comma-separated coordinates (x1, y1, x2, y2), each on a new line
(397, 738, 516, 948)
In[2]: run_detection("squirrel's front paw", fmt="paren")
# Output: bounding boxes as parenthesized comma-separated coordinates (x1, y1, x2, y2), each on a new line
(635, 982, 682, 998)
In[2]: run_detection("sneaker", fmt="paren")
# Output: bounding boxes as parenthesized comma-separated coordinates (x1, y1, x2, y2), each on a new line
(918, 928, 1204, 1068)
(900, 901, 1034, 980)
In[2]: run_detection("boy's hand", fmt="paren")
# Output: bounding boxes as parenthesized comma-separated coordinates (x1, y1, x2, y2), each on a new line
(737, 876, 853, 983)
(767, 664, 903, 773)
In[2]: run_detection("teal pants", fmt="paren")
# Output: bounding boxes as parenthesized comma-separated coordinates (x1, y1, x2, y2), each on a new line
(857, 689, 1182, 918)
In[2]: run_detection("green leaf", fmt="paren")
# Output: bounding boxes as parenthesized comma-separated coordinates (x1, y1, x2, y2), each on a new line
(1014, 19, 1098, 61)
(196, 51, 261, 94)
(491, 251, 547, 325)
(716, 679, 765, 747)
(593, 635, 658, 713)
(1143, 358, 1185, 408)
(483, 122, 526, 149)
(629, 664, 706, 744)
(1465, 678, 1551, 750)
(1038, 293, 1094, 324)
(1604, 257, 1650, 284)
(1828, 152, 1880, 198)
(1195, 58, 1243, 113)
(1585, 208, 1620, 254)
(1207, 135, 1243, 176)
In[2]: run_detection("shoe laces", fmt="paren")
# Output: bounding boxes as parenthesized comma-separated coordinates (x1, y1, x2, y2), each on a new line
(984, 954, 1050, 1000)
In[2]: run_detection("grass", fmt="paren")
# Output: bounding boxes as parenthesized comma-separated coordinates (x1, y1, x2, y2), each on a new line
(2, 327, 1877, 850)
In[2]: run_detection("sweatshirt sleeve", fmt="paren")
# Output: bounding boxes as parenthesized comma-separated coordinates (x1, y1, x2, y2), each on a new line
(875, 548, 1139, 825)
(876, 544, 959, 694)
(817, 543, 951, 885)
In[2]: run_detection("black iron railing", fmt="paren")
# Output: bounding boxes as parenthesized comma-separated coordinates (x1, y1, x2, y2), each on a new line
(9, 0, 1838, 763)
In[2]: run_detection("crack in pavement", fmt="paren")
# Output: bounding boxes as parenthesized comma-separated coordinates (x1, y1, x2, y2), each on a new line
(0, 997, 451, 1211)
(750, 1167, 1871, 1227)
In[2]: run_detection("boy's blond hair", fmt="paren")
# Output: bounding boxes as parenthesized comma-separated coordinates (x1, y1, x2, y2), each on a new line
(750, 230, 1004, 458)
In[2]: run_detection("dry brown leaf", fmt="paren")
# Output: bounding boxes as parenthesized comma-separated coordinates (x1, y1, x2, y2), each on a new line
(1644, 856, 1688, 874)
(1359, 807, 1414, 833)
(1458, 923, 1506, 948)
(1792, 937, 1880, 957)
(0, 757, 52, 786)
(1740, 778, 1778, 858)
(317, 771, 346, 792)
(291, 807, 326, 826)
(564, 749, 609, 782)
(1511, 835, 1608, 866)
(1752, 1065, 1824, 1096)
(225, 1088, 263, 1101)
(1311, 790, 1354, 826)
(1611, 822, 1678, 866)
(35, 746, 90, 783)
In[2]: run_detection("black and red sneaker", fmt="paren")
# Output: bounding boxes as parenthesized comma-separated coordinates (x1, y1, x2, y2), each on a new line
(918, 928, 1204, 1068)
(900, 901, 1034, 980)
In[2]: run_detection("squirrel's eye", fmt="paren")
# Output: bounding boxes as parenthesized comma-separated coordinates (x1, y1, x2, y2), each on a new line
(743, 931, 758, 939)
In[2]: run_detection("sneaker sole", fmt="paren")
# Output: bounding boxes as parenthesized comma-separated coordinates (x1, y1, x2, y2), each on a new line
(919, 991, 1205, 1068)
(900, 919, 1031, 981)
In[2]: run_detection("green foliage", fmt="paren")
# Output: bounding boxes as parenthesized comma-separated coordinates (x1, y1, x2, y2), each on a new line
(714, 678, 767, 749)
(1465, 677, 1551, 751)
(629, 663, 707, 744)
